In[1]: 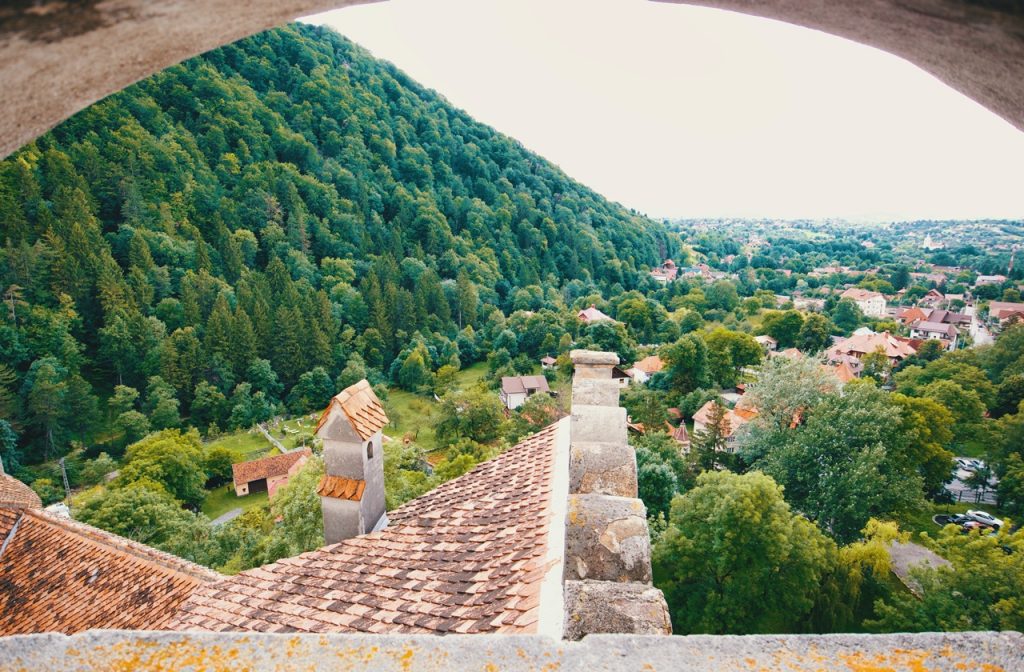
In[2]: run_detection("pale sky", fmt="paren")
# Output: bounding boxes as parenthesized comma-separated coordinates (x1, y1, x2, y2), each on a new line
(305, 0, 1024, 222)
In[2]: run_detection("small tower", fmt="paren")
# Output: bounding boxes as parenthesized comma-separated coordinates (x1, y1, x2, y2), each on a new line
(314, 379, 389, 545)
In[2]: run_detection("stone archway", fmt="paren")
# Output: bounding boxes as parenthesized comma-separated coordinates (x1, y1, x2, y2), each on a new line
(1, 0, 1023, 157)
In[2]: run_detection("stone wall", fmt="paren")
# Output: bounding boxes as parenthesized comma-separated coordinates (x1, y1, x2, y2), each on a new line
(1, 630, 1019, 671)
(562, 350, 672, 640)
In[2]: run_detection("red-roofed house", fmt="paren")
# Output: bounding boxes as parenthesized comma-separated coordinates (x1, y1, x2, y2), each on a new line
(691, 400, 758, 453)
(650, 260, 678, 283)
(232, 448, 311, 498)
(577, 304, 615, 323)
(827, 331, 917, 365)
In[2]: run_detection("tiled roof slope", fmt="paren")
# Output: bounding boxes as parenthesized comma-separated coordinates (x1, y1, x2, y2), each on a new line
(170, 421, 562, 634)
(315, 380, 389, 440)
(0, 473, 41, 508)
(0, 508, 219, 635)
(316, 475, 365, 500)
(232, 448, 311, 486)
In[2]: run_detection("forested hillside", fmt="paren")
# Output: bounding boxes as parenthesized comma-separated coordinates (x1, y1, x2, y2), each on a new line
(0, 23, 676, 467)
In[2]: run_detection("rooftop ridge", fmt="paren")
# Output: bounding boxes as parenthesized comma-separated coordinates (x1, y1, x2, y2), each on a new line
(24, 509, 222, 583)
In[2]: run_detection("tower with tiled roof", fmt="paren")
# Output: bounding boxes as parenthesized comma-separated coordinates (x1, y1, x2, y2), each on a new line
(315, 379, 390, 544)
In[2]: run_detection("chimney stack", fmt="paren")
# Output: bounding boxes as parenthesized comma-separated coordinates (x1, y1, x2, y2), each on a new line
(314, 380, 389, 545)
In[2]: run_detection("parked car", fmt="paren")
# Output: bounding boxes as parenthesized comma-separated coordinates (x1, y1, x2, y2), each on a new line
(965, 510, 1003, 528)
(962, 521, 996, 534)
(969, 459, 986, 471)
(949, 514, 972, 525)
(955, 458, 973, 470)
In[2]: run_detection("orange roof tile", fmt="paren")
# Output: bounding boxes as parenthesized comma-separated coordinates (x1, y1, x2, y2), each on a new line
(316, 380, 389, 440)
(0, 473, 41, 509)
(0, 508, 219, 635)
(232, 448, 311, 487)
(170, 421, 563, 635)
(832, 361, 858, 383)
(317, 475, 365, 501)
(632, 355, 664, 375)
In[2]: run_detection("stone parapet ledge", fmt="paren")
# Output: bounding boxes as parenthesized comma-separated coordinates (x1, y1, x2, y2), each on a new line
(570, 349, 619, 379)
(563, 350, 669, 640)
(563, 581, 673, 639)
(0, 631, 1020, 671)
(571, 404, 628, 445)
(569, 440, 638, 497)
(565, 494, 652, 582)
(571, 377, 621, 407)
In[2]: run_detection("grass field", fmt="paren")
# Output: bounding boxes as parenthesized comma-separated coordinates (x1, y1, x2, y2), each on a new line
(201, 484, 268, 520)
(203, 428, 271, 461)
(383, 362, 494, 451)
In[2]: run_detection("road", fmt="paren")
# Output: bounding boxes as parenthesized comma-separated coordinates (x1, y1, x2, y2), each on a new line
(945, 457, 998, 505)
(210, 507, 244, 527)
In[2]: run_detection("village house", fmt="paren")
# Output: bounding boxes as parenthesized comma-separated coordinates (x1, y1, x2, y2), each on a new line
(628, 355, 664, 384)
(897, 306, 930, 325)
(754, 334, 778, 352)
(827, 359, 860, 383)
(827, 331, 917, 365)
(975, 274, 1007, 287)
(577, 304, 615, 323)
(987, 301, 1024, 326)
(691, 399, 758, 453)
(772, 347, 804, 360)
(612, 366, 632, 387)
(649, 259, 678, 283)
(540, 355, 557, 369)
(792, 297, 825, 312)
(500, 375, 551, 410)
(840, 287, 887, 318)
(927, 308, 971, 327)
(231, 448, 311, 498)
(919, 288, 945, 307)
(908, 321, 960, 350)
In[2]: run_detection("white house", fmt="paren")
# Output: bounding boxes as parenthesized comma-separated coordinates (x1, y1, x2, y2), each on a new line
(909, 321, 959, 351)
(840, 288, 887, 318)
(754, 335, 777, 352)
(500, 375, 550, 410)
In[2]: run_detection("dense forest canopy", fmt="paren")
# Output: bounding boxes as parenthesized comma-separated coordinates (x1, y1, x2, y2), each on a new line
(0, 23, 678, 465)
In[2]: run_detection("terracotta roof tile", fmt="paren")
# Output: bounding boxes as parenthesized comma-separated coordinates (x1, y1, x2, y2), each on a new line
(317, 475, 365, 500)
(315, 380, 389, 440)
(232, 448, 311, 487)
(0, 508, 219, 635)
(170, 421, 563, 635)
(0, 474, 41, 509)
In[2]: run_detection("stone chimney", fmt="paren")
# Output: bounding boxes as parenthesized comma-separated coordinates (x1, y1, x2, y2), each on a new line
(562, 350, 671, 639)
(314, 379, 389, 545)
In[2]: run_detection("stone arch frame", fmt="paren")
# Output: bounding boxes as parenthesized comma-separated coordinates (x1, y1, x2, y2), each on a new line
(1, 1, 1023, 159)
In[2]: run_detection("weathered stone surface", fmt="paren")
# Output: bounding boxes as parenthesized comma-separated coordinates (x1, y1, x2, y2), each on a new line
(569, 441, 637, 497)
(571, 377, 621, 407)
(570, 350, 620, 366)
(1, 630, 1021, 671)
(563, 580, 672, 640)
(571, 404, 627, 445)
(565, 494, 651, 583)
(570, 350, 619, 379)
